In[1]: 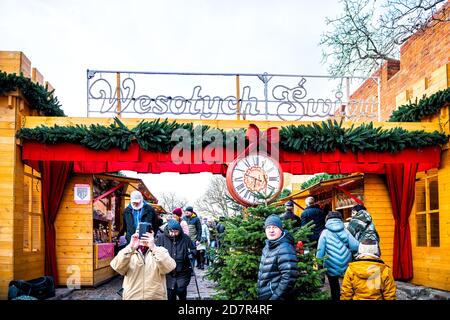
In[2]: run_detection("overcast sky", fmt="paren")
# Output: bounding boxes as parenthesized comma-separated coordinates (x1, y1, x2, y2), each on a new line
(1, 0, 343, 205)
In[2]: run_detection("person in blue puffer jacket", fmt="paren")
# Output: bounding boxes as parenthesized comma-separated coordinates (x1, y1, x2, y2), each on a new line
(316, 211, 359, 301)
(257, 214, 299, 300)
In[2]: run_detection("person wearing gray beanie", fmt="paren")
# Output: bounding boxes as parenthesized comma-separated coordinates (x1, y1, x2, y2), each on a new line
(257, 214, 298, 300)
(264, 214, 283, 230)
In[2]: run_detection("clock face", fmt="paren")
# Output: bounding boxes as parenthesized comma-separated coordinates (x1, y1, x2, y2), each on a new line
(226, 154, 284, 206)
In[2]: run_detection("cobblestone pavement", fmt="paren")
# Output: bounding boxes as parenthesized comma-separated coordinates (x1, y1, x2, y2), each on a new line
(59, 266, 217, 300)
(57, 266, 450, 300)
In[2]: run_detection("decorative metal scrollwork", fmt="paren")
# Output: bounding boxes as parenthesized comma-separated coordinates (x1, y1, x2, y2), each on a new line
(87, 71, 379, 120)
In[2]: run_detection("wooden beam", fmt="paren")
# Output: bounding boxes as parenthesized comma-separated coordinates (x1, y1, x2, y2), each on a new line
(21, 116, 441, 133)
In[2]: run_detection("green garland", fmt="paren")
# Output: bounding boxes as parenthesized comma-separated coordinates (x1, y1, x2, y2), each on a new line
(279, 120, 448, 153)
(388, 87, 450, 122)
(0, 70, 65, 116)
(17, 118, 246, 152)
(301, 173, 346, 190)
(16, 118, 448, 153)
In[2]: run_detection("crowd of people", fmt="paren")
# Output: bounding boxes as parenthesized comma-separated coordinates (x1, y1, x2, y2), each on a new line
(269, 196, 395, 301)
(111, 190, 395, 300)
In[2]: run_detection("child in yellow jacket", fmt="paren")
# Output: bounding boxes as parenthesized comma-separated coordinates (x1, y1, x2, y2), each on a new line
(341, 239, 396, 300)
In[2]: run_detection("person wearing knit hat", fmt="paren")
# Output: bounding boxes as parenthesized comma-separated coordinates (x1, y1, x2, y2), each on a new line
(257, 214, 299, 300)
(341, 239, 396, 300)
(171, 208, 189, 236)
(264, 214, 283, 231)
(281, 200, 301, 229)
(182, 206, 202, 268)
(316, 211, 359, 301)
(325, 211, 343, 221)
(155, 219, 195, 301)
(172, 208, 183, 218)
(167, 219, 182, 231)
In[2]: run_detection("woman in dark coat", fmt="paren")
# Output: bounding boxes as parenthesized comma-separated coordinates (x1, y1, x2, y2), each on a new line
(155, 219, 195, 300)
(257, 214, 299, 300)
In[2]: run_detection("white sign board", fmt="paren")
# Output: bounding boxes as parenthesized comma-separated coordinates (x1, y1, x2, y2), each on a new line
(74, 184, 91, 204)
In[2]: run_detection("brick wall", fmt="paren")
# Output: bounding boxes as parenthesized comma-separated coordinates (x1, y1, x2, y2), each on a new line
(350, 2, 450, 121)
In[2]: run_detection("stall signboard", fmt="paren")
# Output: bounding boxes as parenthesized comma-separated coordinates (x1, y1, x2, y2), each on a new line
(74, 184, 91, 204)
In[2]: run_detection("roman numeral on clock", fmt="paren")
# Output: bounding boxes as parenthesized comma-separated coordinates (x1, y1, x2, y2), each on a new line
(269, 176, 279, 182)
(234, 176, 243, 182)
(236, 183, 245, 191)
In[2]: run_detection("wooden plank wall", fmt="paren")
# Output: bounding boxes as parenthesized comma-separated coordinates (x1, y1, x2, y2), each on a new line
(94, 267, 116, 286)
(13, 135, 45, 282)
(410, 149, 450, 291)
(364, 174, 395, 268)
(55, 175, 94, 286)
(0, 96, 15, 299)
(0, 51, 31, 78)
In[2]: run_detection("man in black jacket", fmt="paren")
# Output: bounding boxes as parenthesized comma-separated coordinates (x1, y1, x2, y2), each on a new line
(182, 206, 202, 268)
(281, 200, 301, 228)
(121, 191, 158, 244)
(257, 214, 298, 300)
(156, 219, 194, 301)
(300, 196, 326, 245)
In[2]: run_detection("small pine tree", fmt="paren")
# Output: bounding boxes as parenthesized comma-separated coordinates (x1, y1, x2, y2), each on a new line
(206, 203, 328, 300)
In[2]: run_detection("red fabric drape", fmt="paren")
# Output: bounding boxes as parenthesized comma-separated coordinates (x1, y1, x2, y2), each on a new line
(22, 141, 441, 174)
(40, 161, 73, 285)
(385, 163, 418, 280)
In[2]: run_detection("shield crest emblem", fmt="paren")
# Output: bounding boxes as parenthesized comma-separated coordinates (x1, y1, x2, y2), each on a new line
(77, 187, 87, 199)
(74, 184, 91, 204)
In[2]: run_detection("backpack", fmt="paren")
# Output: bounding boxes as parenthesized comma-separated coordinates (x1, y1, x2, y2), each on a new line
(217, 223, 225, 234)
(8, 276, 55, 300)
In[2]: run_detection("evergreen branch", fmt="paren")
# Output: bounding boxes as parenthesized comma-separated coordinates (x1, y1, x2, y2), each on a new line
(389, 87, 450, 122)
(0, 70, 65, 116)
(17, 118, 449, 153)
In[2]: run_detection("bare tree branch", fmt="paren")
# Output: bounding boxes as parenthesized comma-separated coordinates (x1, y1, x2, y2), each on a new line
(159, 192, 188, 213)
(321, 0, 447, 76)
(195, 175, 243, 217)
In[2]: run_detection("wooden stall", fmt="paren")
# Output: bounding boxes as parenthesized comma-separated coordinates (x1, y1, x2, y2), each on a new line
(56, 173, 158, 287)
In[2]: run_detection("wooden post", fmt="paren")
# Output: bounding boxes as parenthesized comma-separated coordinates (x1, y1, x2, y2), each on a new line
(236, 75, 241, 120)
(116, 72, 121, 118)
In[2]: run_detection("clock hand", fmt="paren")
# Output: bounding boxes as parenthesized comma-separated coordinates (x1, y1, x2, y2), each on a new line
(245, 173, 262, 183)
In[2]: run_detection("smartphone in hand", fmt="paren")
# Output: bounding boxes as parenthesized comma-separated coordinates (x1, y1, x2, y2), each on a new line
(138, 222, 153, 239)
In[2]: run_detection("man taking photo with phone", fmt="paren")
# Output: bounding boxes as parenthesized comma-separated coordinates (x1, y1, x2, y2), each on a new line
(110, 223, 176, 300)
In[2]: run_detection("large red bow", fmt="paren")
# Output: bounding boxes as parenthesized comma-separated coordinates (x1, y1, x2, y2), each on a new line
(242, 124, 280, 158)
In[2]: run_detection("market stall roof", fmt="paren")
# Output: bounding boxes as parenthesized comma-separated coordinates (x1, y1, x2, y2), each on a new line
(275, 173, 364, 208)
(94, 173, 158, 203)
(151, 203, 167, 215)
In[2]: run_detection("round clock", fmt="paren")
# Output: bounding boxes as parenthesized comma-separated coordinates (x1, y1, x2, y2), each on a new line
(226, 153, 284, 206)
